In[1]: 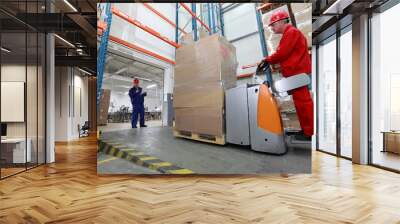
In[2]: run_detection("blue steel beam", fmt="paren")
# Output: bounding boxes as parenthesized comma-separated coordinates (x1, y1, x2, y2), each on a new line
(175, 3, 179, 43)
(191, 3, 197, 41)
(218, 3, 224, 36)
(207, 3, 212, 35)
(211, 3, 216, 33)
(97, 3, 112, 107)
(254, 3, 272, 84)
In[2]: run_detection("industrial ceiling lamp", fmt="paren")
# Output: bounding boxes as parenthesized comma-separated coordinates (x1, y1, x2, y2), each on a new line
(78, 67, 93, 76)
(322, 0, 355, 15)
(114, 67, 128, 75)
(1, 47, 11, 53)
(54, 34, 75, 48)
(63, 0, 78, 12)
(146, 84, 157, 89)
(134, 76, 152, 82)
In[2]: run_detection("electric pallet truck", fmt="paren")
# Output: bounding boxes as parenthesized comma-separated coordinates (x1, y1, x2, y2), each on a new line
(225, 60, 311, 155)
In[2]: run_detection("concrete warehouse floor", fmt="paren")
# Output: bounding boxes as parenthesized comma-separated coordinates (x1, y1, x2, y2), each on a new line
(98, 120, 163, 132)
(98, 127, 311, 174)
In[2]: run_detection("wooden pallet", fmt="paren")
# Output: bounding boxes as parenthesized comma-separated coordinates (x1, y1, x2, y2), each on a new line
(173, 129, 226, 145)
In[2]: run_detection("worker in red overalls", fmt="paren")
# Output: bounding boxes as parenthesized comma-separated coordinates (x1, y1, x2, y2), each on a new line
(261, 10, 313, 139)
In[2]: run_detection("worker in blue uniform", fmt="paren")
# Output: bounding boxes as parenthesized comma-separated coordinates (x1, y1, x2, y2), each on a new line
(129, 78, 147, 128)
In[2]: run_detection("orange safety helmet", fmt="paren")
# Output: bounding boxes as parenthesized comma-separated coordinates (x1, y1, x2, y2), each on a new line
(133, 78, 139, 85)
(269, 10, 289, 26)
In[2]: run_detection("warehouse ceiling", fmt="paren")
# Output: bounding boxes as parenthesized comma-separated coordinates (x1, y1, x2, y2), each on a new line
(0, 0, 96, 74)
(311, 0, 390, 43)
(103, 52, 164, 98)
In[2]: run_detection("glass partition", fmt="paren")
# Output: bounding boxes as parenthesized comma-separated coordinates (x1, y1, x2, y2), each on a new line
(317, 35, 337, 155)
(0, 0, 46, 179)
(1, 31, 28, 177)
(339, 27, 352, 158)
(370, 3, 400, 171)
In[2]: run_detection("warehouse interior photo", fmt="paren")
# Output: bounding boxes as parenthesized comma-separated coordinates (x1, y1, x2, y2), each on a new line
(0, 1, 400, 223)
(97, 2, 313, 174)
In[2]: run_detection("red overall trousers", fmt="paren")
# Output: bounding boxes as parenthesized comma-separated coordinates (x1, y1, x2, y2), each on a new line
(265, 24, 314, 136)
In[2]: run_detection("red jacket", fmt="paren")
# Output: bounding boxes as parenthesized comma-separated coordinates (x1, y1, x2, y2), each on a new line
(265, 24, 311, 77)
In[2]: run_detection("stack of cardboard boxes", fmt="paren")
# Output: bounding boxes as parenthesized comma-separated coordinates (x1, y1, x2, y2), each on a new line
(174, 34, 238, 137)
(277, 96, 301, 130)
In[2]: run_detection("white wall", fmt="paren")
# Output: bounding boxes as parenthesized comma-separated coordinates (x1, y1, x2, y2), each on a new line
(71, 74, 89, 138)
(55, 66, 69, 141)
(54, 67, 89, 141)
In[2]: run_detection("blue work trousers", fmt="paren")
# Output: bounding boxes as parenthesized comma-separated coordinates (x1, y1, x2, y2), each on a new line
(131, 105, 145, 128)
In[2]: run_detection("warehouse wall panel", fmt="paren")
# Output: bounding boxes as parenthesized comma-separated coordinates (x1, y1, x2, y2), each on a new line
(223, 4, 258, 41)
(222, 3, 262, 77)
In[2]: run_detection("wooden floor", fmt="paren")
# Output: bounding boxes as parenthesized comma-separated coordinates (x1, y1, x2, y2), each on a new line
(0, 136, 400, 223)
(1, 167, 26, 178)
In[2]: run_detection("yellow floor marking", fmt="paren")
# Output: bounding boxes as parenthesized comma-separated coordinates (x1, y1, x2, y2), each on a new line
(116, 151, 126, 158)
(139, 156, 158, 161)
(98, 157, 119, 165)
(168, 169, 194, 174)
(109, 147, 117, 155)
(120, 148, 137, 152)
(148, 162, 173, 169)
(128, 152, 144, 156)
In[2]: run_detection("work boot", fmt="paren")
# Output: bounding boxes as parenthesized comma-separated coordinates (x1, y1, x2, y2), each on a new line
(294, 134, 311, 141)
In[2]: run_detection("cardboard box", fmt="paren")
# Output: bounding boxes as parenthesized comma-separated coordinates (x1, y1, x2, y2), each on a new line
(175, 107, 224, 136)
(180, 32, 194, 45)
(175, 34, 238, 86)
(174, 61, 236, 88)
(173, 81, 225, 108)
(174, 34, 237, 136)
(98, 89, 111, 125)
(281, 112, 301, 130)
(277, 97, 296, 113)
(199, 28, 209, 39)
